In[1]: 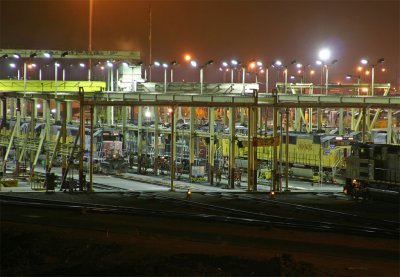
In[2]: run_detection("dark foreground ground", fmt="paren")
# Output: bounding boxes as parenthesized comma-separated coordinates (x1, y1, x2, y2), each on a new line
(1, 191, 399, 276)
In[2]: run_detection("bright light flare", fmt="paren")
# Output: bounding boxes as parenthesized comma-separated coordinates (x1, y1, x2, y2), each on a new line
(318, 48, 331, 61)
(360, 59, 368, 65)
(184, 54, 191, 62)
(190, 60, 197, 67)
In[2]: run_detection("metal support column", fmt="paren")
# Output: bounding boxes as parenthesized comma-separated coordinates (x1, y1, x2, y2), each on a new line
(1, 98, 6, 133)
(317, 108, 322, 130)
(137, 106, 143, 173)
(285, 108, 289, 192)
(387, 108, 392, 144)
(66, 101, 72, 123)
(55, 101, 61, 122)
(229, 107, 236, 189)
(78, 87, 85, 191)
(45, 100, 51, 172)
(272, 105, 278, 192)
(29, 100, 36, 173)
(339, 108, 344, 135)
(295, 108, 301, 131)
(189, 107, 195, 179)
(33, 99, 38, 118)
(122, 106, 127, 148)
(170, 106, 175, 191)
(362, 107, 366, 143)
(154, 107, 159, 175)
(208, 107, 215, 185)
(61, 102, 67, 182)
(248, 106, 257, 191)
(89, 105, 94, 192)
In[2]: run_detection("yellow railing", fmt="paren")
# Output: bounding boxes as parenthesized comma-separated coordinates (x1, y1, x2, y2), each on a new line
(0, 80, 106, 93)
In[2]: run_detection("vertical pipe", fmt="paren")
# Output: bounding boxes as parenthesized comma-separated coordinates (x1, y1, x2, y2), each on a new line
(1, 99, 6, 133)
(137, 106, 143, 172)
(371, 65, 375, 96)
(279, 110, 283, 191)
(170, 106, 175, 191)
(55, 62, 58, 98)
(247, 107, 252, 191)
(200, 68, 203, 94)
(242, 67, 245, 95)
(189, 107, 195, 179)
(164, 68, 167, 93)
(325, 65, 329, 95)
(229, 107, 236, 188)
(339, 108, 344, 135)
(387, 108, 392, 144)
(154, 107, 159, 175)
(89, 105, 94, 192)
(79, 88, 85, 191)
(284, 66, 288, 94)
(362, 107, 366, 143)
(272, 106, 278, 191)
(285, 108, 289, 192)
(23, 62, 27, 96)
(208, 107, 215, 185)
(61, 102, 67, 182)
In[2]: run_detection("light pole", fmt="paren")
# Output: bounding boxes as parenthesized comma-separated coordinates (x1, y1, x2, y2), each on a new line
(360, 58, 384, 96)
(220, 61, 231, 83)
(317, 48, 337, 95)
(170, 60, 177, 82)
(145, 109, 151, 154)
(153, 61, 168, 93)
(190, 60, 214, 94)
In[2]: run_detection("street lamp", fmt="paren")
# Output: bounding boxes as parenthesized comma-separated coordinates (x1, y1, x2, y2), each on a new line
(359, 57, 384, 96)
(191, 60, 213, 94)
(153, 61, 168, 93)
(317, 48, 337, 95)
(170, 60, 177, 82)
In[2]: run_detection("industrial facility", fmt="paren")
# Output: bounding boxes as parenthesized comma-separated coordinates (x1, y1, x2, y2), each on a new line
(0, 49, 399, 198)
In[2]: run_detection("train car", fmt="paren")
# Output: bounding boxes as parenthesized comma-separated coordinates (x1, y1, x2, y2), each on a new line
(92, 128, 128, 174)
(343, 143, 400, 200)
(221, 132, 351, 182)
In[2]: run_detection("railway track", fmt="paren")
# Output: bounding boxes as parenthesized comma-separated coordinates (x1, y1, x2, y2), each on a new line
(0, 194, 398, 239)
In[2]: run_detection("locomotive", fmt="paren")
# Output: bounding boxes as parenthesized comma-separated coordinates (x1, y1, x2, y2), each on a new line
(221, 131, 351, 183)
(343, 142, 400, 200)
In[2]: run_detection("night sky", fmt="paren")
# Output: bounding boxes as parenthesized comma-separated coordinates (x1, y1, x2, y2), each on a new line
(1, 0, 399, 88)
